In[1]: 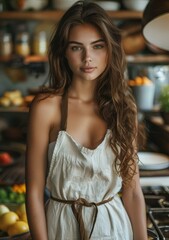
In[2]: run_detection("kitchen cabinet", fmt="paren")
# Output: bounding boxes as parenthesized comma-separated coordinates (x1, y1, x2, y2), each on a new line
(1, 11, 169, 239)
(0, 9, 169, 115)
(0, 8, 168, 64)
(0, 9, 169, 64)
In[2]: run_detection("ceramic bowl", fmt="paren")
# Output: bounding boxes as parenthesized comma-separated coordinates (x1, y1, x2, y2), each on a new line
(123, 0, 149, 11)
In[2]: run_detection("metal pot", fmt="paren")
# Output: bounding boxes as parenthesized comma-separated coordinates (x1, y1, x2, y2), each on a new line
(121, 22, 146, 55)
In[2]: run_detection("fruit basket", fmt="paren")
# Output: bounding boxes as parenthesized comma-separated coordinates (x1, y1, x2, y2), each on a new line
(0, 203, 30, 240)
(0, 231, 30, 240)
(0, 185, 30, 240)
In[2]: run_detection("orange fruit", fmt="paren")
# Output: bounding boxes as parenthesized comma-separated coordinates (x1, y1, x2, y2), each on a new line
(0, 211, 19, 231)
(7, 220, 29, 236)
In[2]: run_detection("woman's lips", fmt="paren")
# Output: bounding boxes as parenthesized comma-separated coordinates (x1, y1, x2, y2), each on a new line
(80, 67, 96, 73)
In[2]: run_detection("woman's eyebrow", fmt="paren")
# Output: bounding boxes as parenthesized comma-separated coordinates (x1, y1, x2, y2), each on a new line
(68, 39, 105, 45)
(68, 41, 83, 45)
(91, 39, 105, 44)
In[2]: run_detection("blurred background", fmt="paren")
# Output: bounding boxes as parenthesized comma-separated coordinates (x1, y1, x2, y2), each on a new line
(0, 1, 169, 239)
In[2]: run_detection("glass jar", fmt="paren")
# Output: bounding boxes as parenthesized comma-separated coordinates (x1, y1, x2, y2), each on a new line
(32, 31, 47, 56)
(0, 0, 7, 11)
(15, 32, 30, 57)
(0, 32, 13, 57)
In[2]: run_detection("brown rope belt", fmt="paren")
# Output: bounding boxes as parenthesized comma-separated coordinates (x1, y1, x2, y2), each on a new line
(50, 196, 113, 240)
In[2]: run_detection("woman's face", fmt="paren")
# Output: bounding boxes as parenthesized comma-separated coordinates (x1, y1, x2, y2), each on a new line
(65, 23, 108, 82)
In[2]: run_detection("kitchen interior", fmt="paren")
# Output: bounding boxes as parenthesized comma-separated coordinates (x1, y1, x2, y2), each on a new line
(0, 0, 169, 239)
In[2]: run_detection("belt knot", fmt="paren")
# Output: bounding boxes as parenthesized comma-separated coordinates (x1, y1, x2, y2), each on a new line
(51, 196, 113, 240)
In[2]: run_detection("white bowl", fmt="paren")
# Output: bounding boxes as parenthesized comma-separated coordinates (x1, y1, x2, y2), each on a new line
(94, 1, 120, 11)
(123, 0, 149, 11)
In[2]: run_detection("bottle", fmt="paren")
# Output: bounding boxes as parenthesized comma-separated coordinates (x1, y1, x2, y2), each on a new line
(0, 32, 13, 57)
(0, 0, 7, 11)
(32, 31, 47, 56)
(15, 32, 30, 57)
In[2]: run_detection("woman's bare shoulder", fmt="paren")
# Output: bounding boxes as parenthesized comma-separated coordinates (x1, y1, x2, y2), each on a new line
(29, 93, 62, 124)
(31, 93, 61, 110)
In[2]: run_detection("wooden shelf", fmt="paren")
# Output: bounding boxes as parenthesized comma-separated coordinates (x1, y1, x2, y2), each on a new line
(0, 10, 64, 21)
(126, 54, 169, 64)
(24, 55, 48, 64)
(0, 55, 48, 64)
(108, 10, 142, 20)
(0, 106, 29, 113)
(0, 10, 142, 21)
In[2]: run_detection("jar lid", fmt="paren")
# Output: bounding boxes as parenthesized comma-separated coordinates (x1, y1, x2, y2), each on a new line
(34, 31, 47, 39)
(15, 32, 30, 42)
(0, 32, 12, 42)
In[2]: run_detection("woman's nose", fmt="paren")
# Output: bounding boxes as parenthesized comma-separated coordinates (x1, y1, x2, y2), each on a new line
(82, 49, 92, 63)
(84, 56, 92, 63)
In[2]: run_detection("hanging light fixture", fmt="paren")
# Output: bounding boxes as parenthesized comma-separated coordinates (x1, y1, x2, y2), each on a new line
(142, 0, 169, 51)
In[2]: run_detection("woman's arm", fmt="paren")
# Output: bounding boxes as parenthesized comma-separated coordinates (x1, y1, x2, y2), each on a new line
(25, 96, 54, 240)
(121, 165, 148, 240)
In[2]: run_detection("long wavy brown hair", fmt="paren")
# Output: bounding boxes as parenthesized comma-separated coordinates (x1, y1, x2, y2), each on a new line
(46, 0, 138, 185)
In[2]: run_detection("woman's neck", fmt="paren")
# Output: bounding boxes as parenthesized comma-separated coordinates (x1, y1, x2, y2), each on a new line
(68, 79, 97, 103)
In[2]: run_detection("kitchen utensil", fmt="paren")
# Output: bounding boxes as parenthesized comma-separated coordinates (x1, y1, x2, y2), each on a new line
(142, 0, 169, 52)
(120, 22, 146, 55)
(131, 84, 155, 110)
(127, 64, 169, 105)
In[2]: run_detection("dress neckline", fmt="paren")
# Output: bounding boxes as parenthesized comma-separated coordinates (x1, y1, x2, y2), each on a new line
(49, 129, 111, 153)
(49, 92, 111, 153)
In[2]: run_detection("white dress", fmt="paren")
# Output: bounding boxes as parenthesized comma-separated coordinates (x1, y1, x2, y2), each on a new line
(45, 129, 133, 240)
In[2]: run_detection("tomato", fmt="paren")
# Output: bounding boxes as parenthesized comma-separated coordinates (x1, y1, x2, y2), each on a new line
(0, 152, 13, 165)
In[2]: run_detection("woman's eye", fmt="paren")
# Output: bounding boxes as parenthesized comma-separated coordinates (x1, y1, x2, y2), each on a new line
(93, 44, 104, 49)
(71, 46, 82, 51)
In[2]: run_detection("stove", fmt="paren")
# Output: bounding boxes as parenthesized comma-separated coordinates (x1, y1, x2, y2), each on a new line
(142, 186, 169, 239)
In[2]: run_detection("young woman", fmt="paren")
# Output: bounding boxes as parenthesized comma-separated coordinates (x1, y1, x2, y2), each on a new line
(25, 1, 148, 239)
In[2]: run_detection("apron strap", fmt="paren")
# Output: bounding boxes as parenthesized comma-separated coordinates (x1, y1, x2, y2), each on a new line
(60, 91, 68, 131)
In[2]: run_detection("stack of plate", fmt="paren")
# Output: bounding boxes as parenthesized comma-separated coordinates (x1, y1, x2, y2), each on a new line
(138, 152, 169, 170)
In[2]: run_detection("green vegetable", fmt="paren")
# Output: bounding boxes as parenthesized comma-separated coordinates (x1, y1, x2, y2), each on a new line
(0, 187, 25, 204)
(159, 85, 169, 112)
(0, 189, 8, 201)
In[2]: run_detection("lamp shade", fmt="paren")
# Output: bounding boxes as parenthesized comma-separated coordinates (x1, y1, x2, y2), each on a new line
(142, 0, 169, 51)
